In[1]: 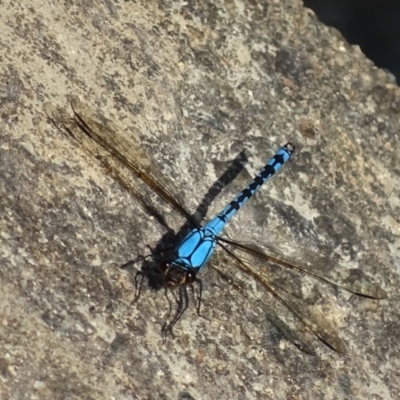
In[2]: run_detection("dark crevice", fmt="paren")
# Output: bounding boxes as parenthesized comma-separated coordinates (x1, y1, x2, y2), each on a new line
(304, 0, 400, 84)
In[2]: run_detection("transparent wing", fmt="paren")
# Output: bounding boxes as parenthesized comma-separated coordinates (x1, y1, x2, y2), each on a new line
(218, 237, 387, 299)
(210, 259, 317, 354)
(44, 98, 198, 227)
(217, 242, 347, 352)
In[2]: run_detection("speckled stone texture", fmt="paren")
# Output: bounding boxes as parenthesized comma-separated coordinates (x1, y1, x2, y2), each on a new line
(0, 1, 399, 399)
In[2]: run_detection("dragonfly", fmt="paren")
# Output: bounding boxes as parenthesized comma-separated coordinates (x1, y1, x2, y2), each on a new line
(44, 97, 387, 353)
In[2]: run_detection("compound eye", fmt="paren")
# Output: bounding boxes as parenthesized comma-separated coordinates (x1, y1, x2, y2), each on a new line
(159, 261, 170, 273)
(186, 271, 197, 284)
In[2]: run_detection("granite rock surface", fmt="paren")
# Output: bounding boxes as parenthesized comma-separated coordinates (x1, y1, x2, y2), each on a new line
(0, 1, 399, 399)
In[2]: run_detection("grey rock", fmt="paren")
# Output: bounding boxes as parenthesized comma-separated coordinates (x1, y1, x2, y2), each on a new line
(0, 1, 398, 399)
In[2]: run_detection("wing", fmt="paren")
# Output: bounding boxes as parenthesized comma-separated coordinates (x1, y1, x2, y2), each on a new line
(210, 259, 317, 354)
(218, 237, 387, 299)
(44, 98, 199, 227)
(217, 241, 347, 353)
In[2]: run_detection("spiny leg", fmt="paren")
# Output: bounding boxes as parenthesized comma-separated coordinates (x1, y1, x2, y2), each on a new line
(168, 285, 189, 334)
(162, 285, 190, 339)
(120, 257, 149, 304)
(119, 244, 157, 270)
(190, 278, 210, 323)
(120, 255, 149, 270)
(162, 288, 175, 340)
